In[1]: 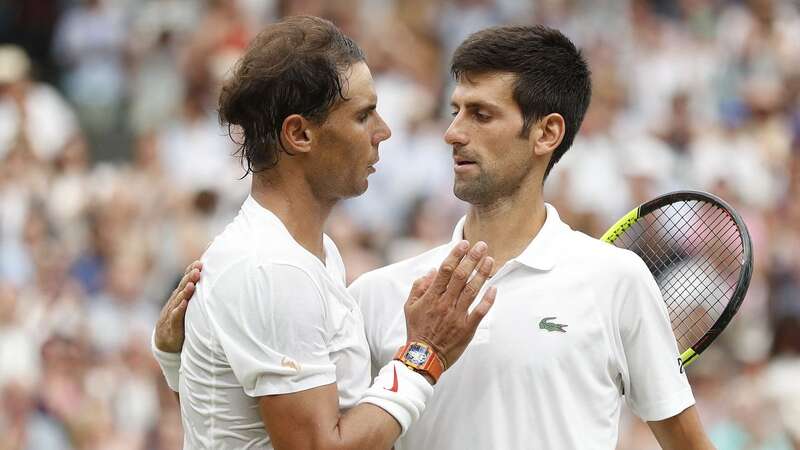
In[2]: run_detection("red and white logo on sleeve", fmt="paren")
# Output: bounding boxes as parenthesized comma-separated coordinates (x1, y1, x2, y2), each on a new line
(384, 366, 399, 392)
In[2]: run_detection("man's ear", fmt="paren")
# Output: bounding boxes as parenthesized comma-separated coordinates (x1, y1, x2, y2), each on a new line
(529, 113, 565, 157)
(280, 114, 314, 154)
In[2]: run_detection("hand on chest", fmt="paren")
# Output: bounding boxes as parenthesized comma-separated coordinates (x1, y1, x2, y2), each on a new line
(376, 272, 613, 374)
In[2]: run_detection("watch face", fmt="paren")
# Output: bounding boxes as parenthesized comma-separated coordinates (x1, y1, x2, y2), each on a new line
(406, 343, 430, 366)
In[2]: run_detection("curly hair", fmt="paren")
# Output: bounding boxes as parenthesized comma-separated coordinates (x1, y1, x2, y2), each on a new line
(218, 16, 365, 175)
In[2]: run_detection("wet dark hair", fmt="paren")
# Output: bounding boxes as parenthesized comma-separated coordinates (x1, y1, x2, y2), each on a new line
(451, 25, 592, 180)
(218, 15, 365, 175)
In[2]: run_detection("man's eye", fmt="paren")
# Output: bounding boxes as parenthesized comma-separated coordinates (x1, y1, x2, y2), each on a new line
(475, 112, 490, 122)
(450, 110, 459, 117)
(358, 113, 369, 122)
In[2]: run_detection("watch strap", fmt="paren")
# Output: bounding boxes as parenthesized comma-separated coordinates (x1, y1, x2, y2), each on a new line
(393, 341, 445, 384)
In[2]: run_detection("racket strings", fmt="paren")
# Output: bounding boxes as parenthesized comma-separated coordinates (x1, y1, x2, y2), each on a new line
(639, 204, 737, 347)
(644, 204, 738, 346)
(611, 200, 745, 351)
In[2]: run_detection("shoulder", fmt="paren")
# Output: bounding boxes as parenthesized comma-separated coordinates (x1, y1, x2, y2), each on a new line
(201, 255, 329, 332)
(562, 232, 665, 323)
(558, 228, 652, 288)
(205, 216, 327, 287)
(200, 229, 326, 313)
(205, 253, 320, 295)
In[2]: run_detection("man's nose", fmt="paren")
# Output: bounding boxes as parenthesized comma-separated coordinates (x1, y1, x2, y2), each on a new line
(373, 113, 392, 145)
(444, 116, 468, 146)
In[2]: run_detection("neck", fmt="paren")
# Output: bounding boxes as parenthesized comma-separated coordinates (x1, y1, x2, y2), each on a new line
(462, 183, 546, 272)
(250, 171, 334, 262)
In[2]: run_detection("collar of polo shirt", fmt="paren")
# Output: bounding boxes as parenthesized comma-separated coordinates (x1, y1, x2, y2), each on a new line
(449, 203, 565, 272)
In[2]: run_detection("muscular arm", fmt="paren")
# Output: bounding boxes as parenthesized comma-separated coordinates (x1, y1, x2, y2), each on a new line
(260, 384, 400, 450)
(156, 243, 495, 449)
(259, 242, 495, 450)
(154, 263, 403, 449)
(648, 405, 715, 450)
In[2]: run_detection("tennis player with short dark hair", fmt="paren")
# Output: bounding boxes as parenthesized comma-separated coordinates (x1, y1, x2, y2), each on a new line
(351, 25, 714, 450)
(156, 23, 715, 450)
(151, 15, 497, 450)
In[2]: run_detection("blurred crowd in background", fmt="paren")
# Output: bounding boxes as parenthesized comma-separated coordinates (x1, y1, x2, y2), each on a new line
(0, 0, 798, 449)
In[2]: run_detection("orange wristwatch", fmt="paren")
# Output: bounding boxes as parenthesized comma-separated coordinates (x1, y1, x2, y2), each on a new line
(394, 341, 445, 384)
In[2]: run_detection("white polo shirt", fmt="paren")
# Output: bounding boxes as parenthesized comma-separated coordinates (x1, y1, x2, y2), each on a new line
(179, 196, 371, 449)
(350, 204, 695, 450)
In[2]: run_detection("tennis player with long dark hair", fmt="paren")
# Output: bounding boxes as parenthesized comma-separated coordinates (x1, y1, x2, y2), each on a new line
(152, 16, 496, 450)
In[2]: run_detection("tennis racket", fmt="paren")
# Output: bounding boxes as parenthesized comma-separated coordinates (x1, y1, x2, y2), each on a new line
(600, 190, 753, 371)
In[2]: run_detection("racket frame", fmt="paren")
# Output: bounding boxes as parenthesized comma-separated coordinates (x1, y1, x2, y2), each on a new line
(600, 190, 753, 368)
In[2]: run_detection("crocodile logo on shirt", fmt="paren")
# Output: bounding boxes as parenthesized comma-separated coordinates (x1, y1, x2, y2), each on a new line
(539, 317, 568, 333)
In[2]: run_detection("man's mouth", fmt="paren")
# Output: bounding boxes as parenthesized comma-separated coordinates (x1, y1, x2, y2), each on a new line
(453, 157, 478, 174)
(454, 155, 478, 168)
(454, 155, 476, 165)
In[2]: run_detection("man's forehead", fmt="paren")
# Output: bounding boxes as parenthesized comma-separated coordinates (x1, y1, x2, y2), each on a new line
(451, 71, 516, 104)
(341, 62, 376, 103)
(323, 63, 375, 115)
(342, 62, 375, 96)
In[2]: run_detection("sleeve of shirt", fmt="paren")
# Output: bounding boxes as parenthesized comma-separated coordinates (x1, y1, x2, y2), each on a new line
(207, 260, 337, 398)
(615, 253, 695, 422)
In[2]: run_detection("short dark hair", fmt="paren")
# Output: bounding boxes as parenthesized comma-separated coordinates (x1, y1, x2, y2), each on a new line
(451, 25, 592, 180)
(219, 16, 365, 175)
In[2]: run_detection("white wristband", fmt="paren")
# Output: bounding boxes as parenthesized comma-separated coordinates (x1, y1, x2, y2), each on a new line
(151, 330, 181, 392)
(357, 361, 434, 435)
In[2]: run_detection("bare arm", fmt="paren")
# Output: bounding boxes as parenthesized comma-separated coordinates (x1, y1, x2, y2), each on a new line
(261, 241, 496, 450)
(648, 405, 715, 450)
(154, 242, 495, 449)
(259, 384, 401, 450)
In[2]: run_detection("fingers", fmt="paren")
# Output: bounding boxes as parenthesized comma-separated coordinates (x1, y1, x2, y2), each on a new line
(465, 286, 497, 330)
(455, 256, 494, 310)
(444, 241, 487, 301)
(168, 280, 195, 319)
(405, 270, 436, 308)
(428, 241, 469, 295)
(185, 260, 203, 275)
(178, 281, 196, 304)
(188, 268, 201, 285)
(170, 297, 190, 320)
(175, 271, 194, 299)
(170, 269, 200, 308)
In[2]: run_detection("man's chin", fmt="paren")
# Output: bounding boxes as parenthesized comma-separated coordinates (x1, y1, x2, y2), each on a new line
(453, 183, 476, 203)
(331, 181, 369, 201)
(453, 181, 490, 204)
(352, 179, 370, 197)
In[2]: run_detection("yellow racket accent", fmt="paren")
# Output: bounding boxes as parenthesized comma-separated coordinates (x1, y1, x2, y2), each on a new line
(679, 348, 698, 368)
(600, 207, 641, 243)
